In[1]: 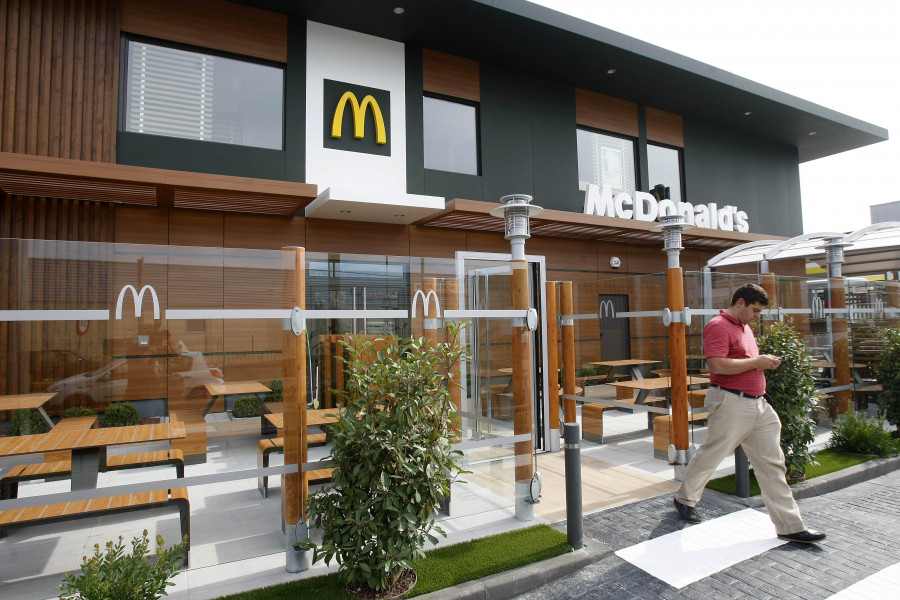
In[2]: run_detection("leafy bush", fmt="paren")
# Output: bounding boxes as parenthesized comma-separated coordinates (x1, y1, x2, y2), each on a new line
(62, 406, 96, 418)
(101, 402, 141, 427)
(265, 377, 283, 403)
(232, 395, 261, 418)
(59, 530, 187, 600)
(9, 409, 51, 436)
(829, 411, 899, 457)
(305, 323, 469, 595)
(875, 327, 900, 429)
(756, 318, 819, 475)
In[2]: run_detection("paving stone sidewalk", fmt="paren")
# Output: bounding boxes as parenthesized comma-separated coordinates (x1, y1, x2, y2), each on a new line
(511, 469, 900, 599)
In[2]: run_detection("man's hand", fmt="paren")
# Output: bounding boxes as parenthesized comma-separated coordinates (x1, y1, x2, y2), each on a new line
(758, 354, 783, 370)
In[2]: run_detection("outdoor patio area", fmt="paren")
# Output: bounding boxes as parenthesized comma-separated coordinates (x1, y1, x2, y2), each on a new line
(0, 402, 837, 600)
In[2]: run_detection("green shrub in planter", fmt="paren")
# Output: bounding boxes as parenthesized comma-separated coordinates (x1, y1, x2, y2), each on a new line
(829, 411, 899, 457)
(265, 377, 283, 403)
(232, 395, 261, 418)
(875, 327, 900, 431)
(305, 323, 470, 596)
(9, 409, 51, 436)
(59, 530, 187, 600)
(101, 402, 141, 427)
(756, 318, 819, 476)
(62, 406, 96, 418)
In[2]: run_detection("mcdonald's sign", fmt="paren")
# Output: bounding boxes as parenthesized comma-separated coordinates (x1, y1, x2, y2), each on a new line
(323, 79, 391, 156)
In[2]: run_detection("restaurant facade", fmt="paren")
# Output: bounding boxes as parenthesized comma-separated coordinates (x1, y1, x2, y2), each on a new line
(0, 0, 891, 588)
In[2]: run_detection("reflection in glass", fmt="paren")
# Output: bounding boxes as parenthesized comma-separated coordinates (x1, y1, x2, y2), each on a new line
(577, 129, 636, 194)
(647, 143, 683, 203)
(424, 96, 479, 175)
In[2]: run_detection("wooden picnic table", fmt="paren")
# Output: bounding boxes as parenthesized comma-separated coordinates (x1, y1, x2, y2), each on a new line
(0, 393, 57, 429)
(0, 422, 185, 490)
(264, 408, 340, 431)
(589, 359, 661, 382)
(608, 375, 710, 405)
(203, 381, 271, 417)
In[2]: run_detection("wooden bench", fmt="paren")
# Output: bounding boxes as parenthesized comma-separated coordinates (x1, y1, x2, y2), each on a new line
(653, 411, 710, 460)
(169, 410, 207, 464)
(1, 449, 185, 500)
(0, 487, 191, 565)
(581, 397, 668, 443)
(256, 437, 332, 498)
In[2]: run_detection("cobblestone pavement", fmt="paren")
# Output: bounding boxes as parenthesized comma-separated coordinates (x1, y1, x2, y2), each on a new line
(515, 470, 900, 599)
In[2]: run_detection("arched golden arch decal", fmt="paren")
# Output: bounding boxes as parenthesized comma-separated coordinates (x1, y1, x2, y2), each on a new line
(331, 91, 387, 144)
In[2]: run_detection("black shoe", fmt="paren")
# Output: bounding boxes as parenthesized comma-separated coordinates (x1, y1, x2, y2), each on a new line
(673, 498, 702, 524)
(777, 529, 826, 544)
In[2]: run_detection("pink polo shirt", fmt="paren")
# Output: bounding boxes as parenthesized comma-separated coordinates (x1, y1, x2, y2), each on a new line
(704, 310, 766, 397)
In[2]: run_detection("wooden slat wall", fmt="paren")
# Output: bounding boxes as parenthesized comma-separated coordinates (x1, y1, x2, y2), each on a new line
(0, 0, 119, 162)
(575, 88, 639, 137)
(423, 49, 480, 102)
(0, 194, 114, 399)
(646, 107, 684, 147)
(119, 0, 287, 63)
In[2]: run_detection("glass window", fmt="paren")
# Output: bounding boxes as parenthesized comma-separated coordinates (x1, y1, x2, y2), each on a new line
(423, 96, 479, 175)
(123, 39, 284, 150)
(647, 143, 683, 203)
(576, 129, 637, 194)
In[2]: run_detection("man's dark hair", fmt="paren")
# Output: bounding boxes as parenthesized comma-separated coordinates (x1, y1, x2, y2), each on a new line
(731, 283, 769, 307)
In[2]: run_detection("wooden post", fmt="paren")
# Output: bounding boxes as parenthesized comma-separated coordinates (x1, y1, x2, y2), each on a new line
(444, 278, 462, 436)
(423, 278, 439, 348)
(668, 267, 689, 453)
(282, 247, 307, 526)
(888, 280, 900, 329)
(560, 282, 577, 423)
(511, 260, 534, 491)
(545, 282, 560, 434)
(831, 277, 851, 415)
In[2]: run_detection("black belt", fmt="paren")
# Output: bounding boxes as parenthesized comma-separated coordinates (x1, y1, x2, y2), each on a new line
(710, 384, 764, 400)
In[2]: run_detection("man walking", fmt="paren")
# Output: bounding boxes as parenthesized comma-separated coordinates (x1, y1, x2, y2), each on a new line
(672, 283, 825, 544)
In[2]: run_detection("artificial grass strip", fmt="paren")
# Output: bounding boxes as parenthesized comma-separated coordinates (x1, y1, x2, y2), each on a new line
(705, 448, 876, 496)
(214, 524, 569, 600)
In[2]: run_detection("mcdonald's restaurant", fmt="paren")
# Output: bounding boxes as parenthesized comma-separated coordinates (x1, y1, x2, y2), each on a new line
(0, 0, 893, 594)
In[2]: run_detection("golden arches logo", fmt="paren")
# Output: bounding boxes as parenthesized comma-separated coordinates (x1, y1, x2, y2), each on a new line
(331, 92, 387, 145)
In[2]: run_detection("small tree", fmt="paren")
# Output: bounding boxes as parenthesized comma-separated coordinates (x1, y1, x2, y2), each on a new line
(875, 327, 900, 433)
(305, 323, 469, 596)
(756, 318, 819, 477)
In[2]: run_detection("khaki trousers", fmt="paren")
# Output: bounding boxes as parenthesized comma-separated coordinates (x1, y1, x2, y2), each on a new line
(676, 386, 806, 535)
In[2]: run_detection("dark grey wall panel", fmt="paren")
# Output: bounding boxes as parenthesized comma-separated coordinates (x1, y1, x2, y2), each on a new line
(284, 15, 306, 183)
(683, 118, 802, 237)
(529, 78, 580, 212)
(424, 169, 483, 201)
(405, 45, 425, 195)
(117, 132, 287, 180)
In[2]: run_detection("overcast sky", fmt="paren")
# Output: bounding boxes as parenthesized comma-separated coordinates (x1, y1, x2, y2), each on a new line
(530, 0, 898, 234)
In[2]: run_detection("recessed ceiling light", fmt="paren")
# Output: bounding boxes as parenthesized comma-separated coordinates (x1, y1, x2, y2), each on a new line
(606, 68, 616, 75)
(744, 111, 752, 116)
(394, 7, 405, 14)
(394, 214, 405, 218)
(809, 131, 817, 136)
(339, 210, 352, 214)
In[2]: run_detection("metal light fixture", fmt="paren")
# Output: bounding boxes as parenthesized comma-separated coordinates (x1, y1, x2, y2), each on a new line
(650, 214, 694, 269)
(489, 194, 543, 261)
(820, 236, 850, 279)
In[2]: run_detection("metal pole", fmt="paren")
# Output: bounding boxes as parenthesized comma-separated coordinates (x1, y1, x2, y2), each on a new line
(563, 422, 583, 550)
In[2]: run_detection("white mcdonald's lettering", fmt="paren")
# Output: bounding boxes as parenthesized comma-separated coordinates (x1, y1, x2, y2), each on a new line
(598, 300, 616, 319)
(582, 184, 750, 233)
(411, 289, 441, 318)
(115, 284, 160, 320)
(331, 91, 387, 145)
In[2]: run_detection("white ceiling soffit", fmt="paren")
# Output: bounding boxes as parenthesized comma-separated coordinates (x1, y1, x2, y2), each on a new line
(304, 187, 446, 225)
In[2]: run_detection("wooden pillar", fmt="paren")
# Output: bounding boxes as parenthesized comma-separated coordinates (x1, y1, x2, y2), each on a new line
(511, 260, 534, 486)
(282, 247, 307, 525)
(830, 277, 851, 415)
(545, 282, 560, 433)
(668, 267, 689, 452)
(760, 273, 778, 307)
(423, 278, 439, 348)
(560, 282, 577, 423)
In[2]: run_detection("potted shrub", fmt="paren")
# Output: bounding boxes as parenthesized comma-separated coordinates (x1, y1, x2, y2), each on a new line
(231, 395, 261, 418)
(875, 327, 900, 436)
(101, 402, 141, 427)
(304, 323, 469, 599)
(756, 318, 819, 479)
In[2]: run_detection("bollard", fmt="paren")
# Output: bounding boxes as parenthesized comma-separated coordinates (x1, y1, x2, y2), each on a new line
(563, 422, 583, 550)
(735, 445, 750, 498)
(285, 518, 312, 572)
